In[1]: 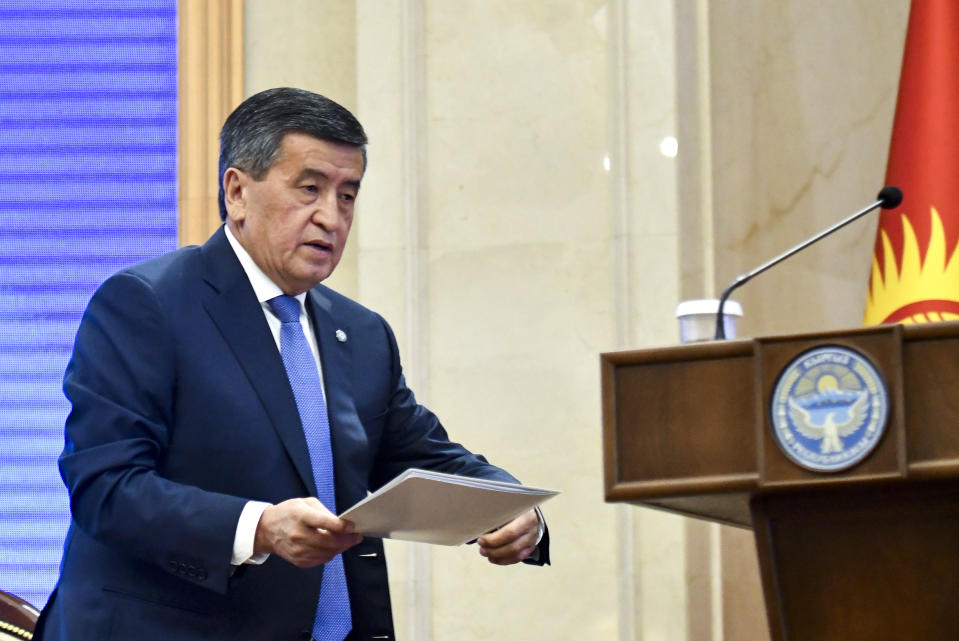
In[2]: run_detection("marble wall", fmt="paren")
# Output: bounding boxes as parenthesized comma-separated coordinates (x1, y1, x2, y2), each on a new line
(245, 0, 361, 295)
(242, 1, 910, 639)
(705, 4, 909, 637)
(708, 1, 910, 337)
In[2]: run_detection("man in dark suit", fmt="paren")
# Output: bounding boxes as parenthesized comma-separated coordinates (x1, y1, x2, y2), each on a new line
(37, 88, 547, 641)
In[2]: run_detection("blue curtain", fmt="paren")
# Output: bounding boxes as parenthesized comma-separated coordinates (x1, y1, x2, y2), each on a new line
(0, 1, 178, 608)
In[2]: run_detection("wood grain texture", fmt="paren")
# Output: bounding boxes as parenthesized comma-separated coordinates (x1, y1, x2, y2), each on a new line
(603, 320, 959, 640)
(0, 590, 37, 640)
(177, 0, 244, 248)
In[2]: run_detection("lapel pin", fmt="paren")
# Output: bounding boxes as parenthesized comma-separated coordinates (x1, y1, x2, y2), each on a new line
(335, 329, 348, 343)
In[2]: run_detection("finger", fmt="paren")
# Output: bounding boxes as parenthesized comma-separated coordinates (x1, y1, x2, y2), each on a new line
(479, 527, 536, 555)
(313, 529, 364, 551)
(282, 529, 363, 566)
(298, 499, 356, 534)
(478, 527, 538, 562)
(478, 510, 537, 548)
(480, 539, 537, 565)
(477, 522, 520, 547)
(494, 546, 537, 565)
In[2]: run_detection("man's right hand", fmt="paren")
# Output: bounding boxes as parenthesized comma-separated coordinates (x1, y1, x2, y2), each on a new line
(253, 497, 362, 568)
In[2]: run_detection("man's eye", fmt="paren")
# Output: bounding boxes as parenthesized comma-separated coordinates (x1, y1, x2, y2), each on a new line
(339, 193, 356, 203)
(301, 185, 318, 194)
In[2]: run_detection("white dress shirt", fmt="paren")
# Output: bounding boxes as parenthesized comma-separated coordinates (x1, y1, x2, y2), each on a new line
(225, 225, 326, 566)
(223, 225, 543, 566)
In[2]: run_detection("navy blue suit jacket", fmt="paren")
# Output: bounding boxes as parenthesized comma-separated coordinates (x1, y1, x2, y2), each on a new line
(37, 227, 543, 641)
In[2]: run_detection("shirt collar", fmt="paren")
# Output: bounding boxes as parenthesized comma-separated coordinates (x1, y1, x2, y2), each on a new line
(224, 224, 308, 309)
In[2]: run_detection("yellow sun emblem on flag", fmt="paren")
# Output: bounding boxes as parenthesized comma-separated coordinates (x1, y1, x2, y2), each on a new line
(864, 206, 959, 325)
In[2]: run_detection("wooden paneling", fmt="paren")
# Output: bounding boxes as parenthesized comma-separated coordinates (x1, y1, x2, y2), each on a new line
(902, 327, 959, 473)
(603, 340, 759, 510)
(177, 0, 244, 247)
(755, 326, 905, 487)
(603, 320, 959, 640)
(753, 483, 959, 641)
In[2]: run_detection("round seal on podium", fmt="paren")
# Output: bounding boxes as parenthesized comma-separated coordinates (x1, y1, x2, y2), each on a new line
(770, 345, 889, 472)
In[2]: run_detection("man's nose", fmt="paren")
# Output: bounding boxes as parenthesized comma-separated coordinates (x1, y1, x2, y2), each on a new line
(311, 191, 340, 228)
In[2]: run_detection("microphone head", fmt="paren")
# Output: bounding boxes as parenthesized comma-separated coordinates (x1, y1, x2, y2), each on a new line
(877, 186, 903, 209)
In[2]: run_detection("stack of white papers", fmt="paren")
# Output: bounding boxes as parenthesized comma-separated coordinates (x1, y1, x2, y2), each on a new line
(339, 469, 558, 546)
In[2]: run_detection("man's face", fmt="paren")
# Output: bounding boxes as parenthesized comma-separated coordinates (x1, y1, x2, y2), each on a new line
(224, 132, 364, 295)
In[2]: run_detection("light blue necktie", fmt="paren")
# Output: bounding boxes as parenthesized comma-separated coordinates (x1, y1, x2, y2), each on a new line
(268, 295, 351, 641)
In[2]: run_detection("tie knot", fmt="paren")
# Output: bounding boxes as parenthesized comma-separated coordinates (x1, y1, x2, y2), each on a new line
(268, 295, 300, 324)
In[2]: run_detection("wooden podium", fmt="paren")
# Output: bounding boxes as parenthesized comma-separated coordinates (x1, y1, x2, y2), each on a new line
(602, 322, 959, 641)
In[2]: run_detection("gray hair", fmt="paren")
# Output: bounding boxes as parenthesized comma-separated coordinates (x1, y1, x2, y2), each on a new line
(218, 87, 368, 220)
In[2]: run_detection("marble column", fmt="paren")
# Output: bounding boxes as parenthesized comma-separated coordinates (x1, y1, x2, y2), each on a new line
(242, 1, 911, 639)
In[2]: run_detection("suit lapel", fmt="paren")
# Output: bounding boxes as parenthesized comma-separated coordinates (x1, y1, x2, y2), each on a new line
(306, 288, 369, 511)
(199, 227, 317, 495)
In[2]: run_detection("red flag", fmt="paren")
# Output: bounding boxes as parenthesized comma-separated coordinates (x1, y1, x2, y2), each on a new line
(864, 0, 959, 325)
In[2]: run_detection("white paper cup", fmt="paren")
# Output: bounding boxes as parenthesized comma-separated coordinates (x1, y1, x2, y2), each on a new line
(675, 299, 743, 343)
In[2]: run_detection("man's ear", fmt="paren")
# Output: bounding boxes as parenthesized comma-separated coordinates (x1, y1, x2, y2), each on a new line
(223, 168, 247, 223)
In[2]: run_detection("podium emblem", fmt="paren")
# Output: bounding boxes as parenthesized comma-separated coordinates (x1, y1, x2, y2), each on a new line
(770, 345, 889, 472)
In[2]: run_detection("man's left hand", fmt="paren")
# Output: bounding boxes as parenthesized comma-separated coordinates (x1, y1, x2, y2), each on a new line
(476, 509, 540, 565)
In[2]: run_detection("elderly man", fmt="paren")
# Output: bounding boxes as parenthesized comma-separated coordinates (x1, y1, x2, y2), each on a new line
(37, 88, 547, 641)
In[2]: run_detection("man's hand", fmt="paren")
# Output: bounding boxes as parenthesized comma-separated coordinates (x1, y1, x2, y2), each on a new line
(476, 509, 540, 565)
(253, 497, 362, 568)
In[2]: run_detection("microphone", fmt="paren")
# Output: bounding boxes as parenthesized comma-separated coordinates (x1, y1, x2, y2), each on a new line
(713, 186, 903, 339)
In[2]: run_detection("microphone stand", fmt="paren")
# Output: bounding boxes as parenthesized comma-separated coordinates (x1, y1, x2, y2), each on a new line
(714, 195, 893, 340)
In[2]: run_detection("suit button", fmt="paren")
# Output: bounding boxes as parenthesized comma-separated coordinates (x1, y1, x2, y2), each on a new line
(178, 562, 188, 574)
(197, 569, 208, 581)
(298, 631, 313, 641)
(167, 560, 177, 571)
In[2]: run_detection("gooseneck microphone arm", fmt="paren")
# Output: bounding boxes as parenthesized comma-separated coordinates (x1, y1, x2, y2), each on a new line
(714, 186, 903, 340)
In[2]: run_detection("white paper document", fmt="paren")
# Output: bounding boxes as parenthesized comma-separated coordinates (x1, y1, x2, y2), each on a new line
(339, 469, 559, 546)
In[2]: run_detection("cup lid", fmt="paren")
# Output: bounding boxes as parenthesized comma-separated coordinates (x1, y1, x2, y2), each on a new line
(675, 298, 743, 317)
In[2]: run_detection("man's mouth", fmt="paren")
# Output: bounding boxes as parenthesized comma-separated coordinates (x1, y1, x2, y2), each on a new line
(304, 239, 333, 253)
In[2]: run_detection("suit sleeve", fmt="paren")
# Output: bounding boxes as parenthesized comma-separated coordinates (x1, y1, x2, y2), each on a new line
(368, 313, 516, 485)
(369, 314, 550, 565)
(58, 271, 247, 594)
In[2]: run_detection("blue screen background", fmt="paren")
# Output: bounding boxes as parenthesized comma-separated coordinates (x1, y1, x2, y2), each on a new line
(0, 1, 178, 608)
